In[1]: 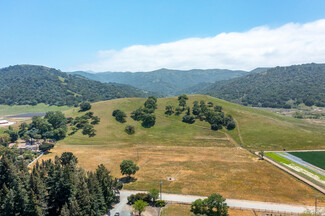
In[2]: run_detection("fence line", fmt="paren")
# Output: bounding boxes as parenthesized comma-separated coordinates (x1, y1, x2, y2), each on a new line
(166, 201, 303, 215)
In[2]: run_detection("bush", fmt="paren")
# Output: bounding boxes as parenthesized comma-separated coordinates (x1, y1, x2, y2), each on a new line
(226, 121, 236, 130)
(125, 125, 135, 135)
(141, 114, 156, 128)
(39, 142, 54, 152)
(127, 193, 151, 204)
(79, 102, 91, 112)
(155, 200, 166, 207)
(112, 110, 127, 123)
(131, 107, 144, 121)
(214, 105, 222, 112)
(182, 115, 195, 124)
(211, 124, 219, 131)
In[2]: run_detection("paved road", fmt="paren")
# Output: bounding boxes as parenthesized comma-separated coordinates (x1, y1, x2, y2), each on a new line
(28, 153, 44, 167)
(109, 194, 132, 216)
(109, 190, 323, 214)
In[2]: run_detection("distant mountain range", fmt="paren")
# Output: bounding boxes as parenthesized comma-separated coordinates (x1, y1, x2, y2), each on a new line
(202, 63, 325, 108)
(1, 64, 324, 108)
(0, 65, 150, 106)
(70, 68, 250, 96)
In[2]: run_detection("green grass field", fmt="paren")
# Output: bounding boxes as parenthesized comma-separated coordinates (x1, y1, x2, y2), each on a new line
(40, 95, 325, 205)
(290, 151, 325, 170)
(0, 103, 70, 116)
(265, 152, 325, 183)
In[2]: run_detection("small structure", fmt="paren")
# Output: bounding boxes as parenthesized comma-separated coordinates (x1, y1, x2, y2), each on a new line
(0, 119, 15, 127)
(26, 138, 38, 145)
(0, 120, 9, 125)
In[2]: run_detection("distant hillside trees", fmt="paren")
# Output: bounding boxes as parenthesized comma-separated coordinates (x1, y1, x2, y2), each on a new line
(79, 102, 91, 111)
(112, 109, 127, 123)
(178, 94, 188, 111)
(170, 95, 236, 131)
(125, 125, 135, 135)
(165, 105, 174, 115)
(18, 111, 68, 141)
(130, 97, 157, 128)
(69, 111, 100, 137)
(16, 109, 100, 142)
(141, 114, 156, 128)
(203, 64, 325, 108)
(0, 65, 150, 106)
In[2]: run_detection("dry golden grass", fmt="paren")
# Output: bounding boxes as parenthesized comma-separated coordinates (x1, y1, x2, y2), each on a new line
(160, 204, 255, 216)
(41, 96, 325, 206)
(43, 143, 323, 205)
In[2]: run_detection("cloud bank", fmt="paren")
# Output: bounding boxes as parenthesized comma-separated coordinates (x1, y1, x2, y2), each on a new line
(74, 19, 325, 72)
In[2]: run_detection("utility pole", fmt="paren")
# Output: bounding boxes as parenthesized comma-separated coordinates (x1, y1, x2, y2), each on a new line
(315, 195, 318, 215)
(160, 181, 162, 200)
(137, 148, 139, 161)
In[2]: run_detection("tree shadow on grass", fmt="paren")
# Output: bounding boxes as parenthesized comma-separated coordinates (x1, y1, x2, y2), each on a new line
(119, 176, 137, 184)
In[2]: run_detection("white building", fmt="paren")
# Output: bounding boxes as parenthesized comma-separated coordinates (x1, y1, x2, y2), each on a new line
(0, 120, 9, 125)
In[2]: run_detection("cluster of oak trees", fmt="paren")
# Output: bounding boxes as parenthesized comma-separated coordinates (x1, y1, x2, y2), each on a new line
(0, 151, 122, 216)
(112, 96, 158, 135)
(130, 96, 157, 128)
(69, 102, 100, 137)
(0, 102, 100, 151)
(165, 95, 236, 131)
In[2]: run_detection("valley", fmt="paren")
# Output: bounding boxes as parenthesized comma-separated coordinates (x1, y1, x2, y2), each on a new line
(39, 95, 325, 206)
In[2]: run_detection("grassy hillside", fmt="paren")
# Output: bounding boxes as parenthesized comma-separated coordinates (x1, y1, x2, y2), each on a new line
(203, 63, 325, 108)
(42, 95, 325, 205)
(0, 65, 150, 106)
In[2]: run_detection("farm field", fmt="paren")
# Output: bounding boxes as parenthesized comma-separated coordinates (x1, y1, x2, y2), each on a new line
(41, 95, 325, 205)
(265, 152, 325, 188)
(0, 103, 70, 116)
(290, 151, 325, 170)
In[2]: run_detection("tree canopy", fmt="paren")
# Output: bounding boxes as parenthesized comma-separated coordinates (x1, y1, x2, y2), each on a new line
(0, 151, 121, 216)
(190, 193, 228, 216)
(0, 65, 150, 106)
(120, 160, 139, 178)
(204, 64, 325, 108)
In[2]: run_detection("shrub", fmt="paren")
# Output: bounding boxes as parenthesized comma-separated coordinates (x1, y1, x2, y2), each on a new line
(79, 102, 91, 112)
(127, 193, 151, 204)
(125, 125, 135, 135)
(211, 124, 219, 131)
(226, 121, 236, 130)
(182, 115, 195, 124)
(39, 142, 54, 152)
(141, 114, 156, 128)
(155, 200, 166, 207)
(112, 110, 127, 123)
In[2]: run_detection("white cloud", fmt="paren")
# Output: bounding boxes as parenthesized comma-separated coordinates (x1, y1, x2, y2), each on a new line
(73, 19, 325, 72)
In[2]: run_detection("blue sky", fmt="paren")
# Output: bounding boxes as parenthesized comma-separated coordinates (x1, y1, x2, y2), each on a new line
(1, 0, 325, 71)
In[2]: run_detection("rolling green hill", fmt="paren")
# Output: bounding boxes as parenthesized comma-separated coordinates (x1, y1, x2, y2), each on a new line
(70, 68, 248, 96)
(0, 65, 151, 106)
(60, 94, 325, 156)
(42, 95, 325, 204)
(203, 63, 325, 108)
